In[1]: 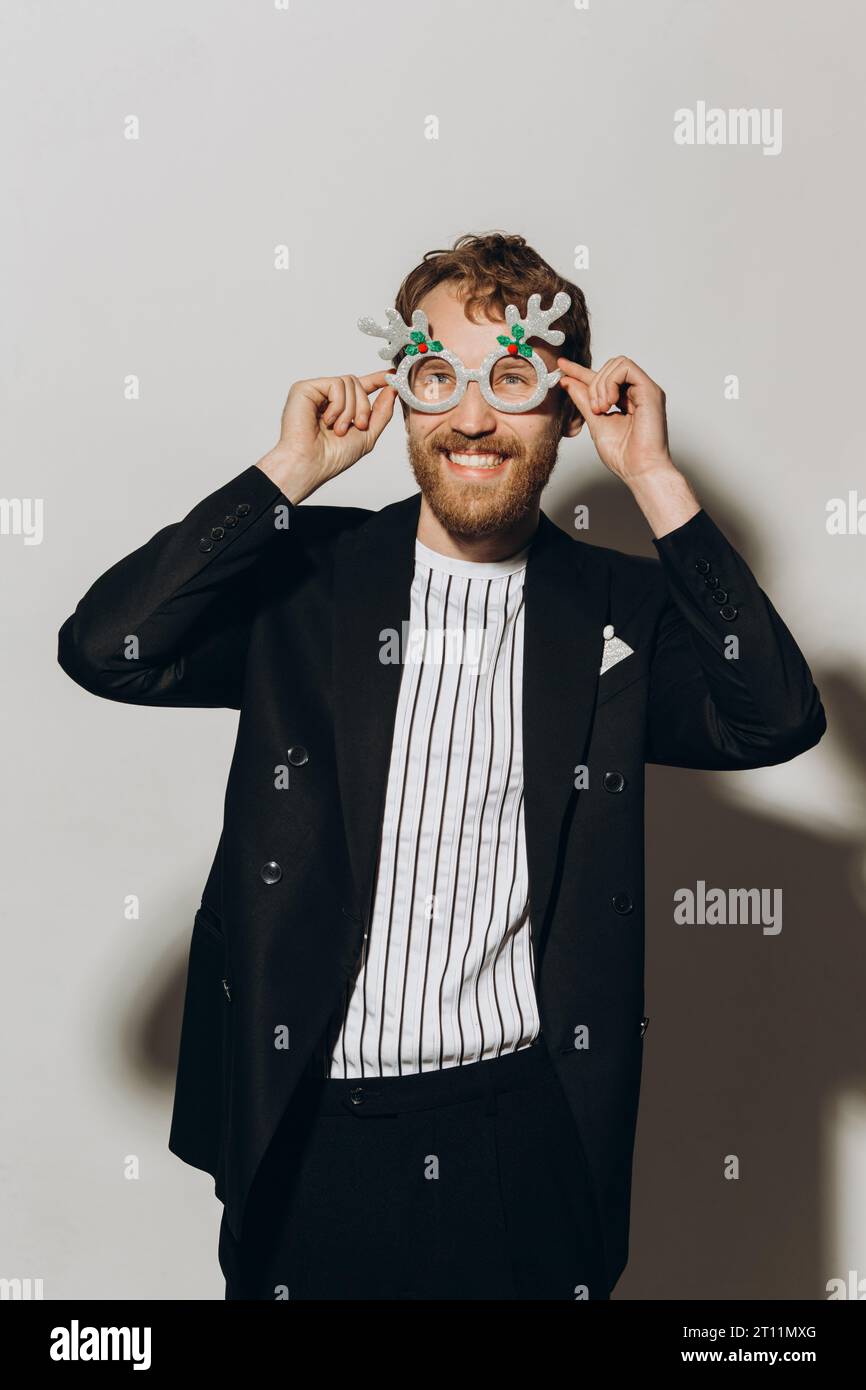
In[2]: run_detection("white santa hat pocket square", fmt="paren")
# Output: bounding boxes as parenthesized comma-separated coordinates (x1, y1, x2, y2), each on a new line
(599, 624, 635, 675)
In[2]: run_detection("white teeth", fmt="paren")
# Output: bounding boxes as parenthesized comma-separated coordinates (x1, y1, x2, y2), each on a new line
(446, 451, 505, 469)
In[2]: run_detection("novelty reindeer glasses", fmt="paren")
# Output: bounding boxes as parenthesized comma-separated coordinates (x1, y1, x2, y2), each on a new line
(358, 290, 572, 414)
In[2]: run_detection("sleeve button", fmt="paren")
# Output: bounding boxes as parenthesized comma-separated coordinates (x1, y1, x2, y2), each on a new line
(694, 558, 711, 574)
(711, 589, 728, 604)
(210, 525, 225, 540)
(719, 604, 738, 620)
(199, 537, 214, 553)
(235, 503, 251, 517)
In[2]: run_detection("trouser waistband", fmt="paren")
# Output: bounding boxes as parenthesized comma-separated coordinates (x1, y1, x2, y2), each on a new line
(310, 1039, 556, 1117)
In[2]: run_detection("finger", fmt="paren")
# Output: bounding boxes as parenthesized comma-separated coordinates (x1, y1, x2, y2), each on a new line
(358, 370, 394, 392)
(365, 384, 398, 444)
(321, 378, 345, 428)
(290, 377, 335, 413)
(334, 376, 358, 434)
(351, 375, 373, 433)
(599, 373, 624, 412)
(606, 362, 657, 412)
(557, 373, 594, 424)
(556, 358, 596, 385)
(556, 358, 608, 417)
(598, 358, 644, 412)
(592, 357, 625, 413)
(597, 357, 657, 412)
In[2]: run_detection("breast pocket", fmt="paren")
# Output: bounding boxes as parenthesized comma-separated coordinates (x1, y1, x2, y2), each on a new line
(596, 653, 648, 708)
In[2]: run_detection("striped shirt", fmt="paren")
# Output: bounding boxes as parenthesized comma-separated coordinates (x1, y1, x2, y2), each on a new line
(324, 535, 541, 1077)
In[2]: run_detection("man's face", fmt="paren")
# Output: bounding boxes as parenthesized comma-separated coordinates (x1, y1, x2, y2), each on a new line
(404, 283, 580, 539)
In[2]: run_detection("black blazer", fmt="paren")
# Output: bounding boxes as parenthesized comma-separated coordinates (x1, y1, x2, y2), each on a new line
(56, 462, 826, 1293)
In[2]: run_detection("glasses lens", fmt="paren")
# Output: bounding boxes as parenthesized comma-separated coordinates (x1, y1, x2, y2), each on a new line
(408, 355, 458, 406)
(488, 354, 538, 406)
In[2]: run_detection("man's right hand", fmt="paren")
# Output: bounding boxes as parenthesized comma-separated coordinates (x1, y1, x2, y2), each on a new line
(255, 372, 398, 504)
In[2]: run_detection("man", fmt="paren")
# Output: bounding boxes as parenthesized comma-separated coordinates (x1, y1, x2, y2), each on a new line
(57, 232, 826, 1301)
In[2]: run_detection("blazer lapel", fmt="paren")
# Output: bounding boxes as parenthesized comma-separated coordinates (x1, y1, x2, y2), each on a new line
(522, 511, 610, 957)
(333, 494, 611, 959)
(333, 491, 422, 927)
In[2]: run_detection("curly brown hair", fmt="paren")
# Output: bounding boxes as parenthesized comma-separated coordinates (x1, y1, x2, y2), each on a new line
(391, 231, 590, 424)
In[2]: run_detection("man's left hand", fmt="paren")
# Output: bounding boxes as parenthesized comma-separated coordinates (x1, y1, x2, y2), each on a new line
(557, 355, 673, 483)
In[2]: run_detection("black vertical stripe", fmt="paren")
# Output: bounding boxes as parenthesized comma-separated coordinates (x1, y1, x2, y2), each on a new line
(417, 578, 471, 1067)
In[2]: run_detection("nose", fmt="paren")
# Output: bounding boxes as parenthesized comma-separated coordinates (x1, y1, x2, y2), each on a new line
(445, 378, 499, 435)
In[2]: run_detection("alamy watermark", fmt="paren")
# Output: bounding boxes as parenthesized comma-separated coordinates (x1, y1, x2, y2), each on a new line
(674, 101, 782, 156)
(379, 623, 493, 671)
(674, 880, 782, 935)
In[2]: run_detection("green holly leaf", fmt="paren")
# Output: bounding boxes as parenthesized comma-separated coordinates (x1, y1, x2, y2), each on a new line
(429, 340, 443, 352)
(496, 335, 511, 346)
(410, 331, 425, 344)
(511, 324, 524, 340)
(518, 343, 533, 358)
(405, 344, 419, 355)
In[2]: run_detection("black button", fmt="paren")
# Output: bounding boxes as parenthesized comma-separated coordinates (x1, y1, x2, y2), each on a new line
(235, 503, 251, 517)
(287, 745, 309, 766)
(719, 604, 738, 620)
(704, 575, 718, 587)
(199, 537, 214, 552)
(260, 861, 282, 885)
(640, 1016, 649, 1037)
(210, 525, 225, 541)
(603, 771, 626, 793)
(223, 514, 239, 528)
(349, 1088, 365, 1106)
(694, 558, 711, 574)
(612, 892, 633, 915)
(711, 589, 728, 604)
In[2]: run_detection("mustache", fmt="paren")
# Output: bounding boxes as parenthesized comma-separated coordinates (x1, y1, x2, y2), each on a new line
(429, 433, 524, 458)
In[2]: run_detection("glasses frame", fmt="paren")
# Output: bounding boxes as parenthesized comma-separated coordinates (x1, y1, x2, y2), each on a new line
(389, 343, 562, 415)
(359, 292, 571, 415)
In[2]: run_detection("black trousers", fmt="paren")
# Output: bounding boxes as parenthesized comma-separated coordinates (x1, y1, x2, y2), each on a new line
(218, 1038, 608, 1300)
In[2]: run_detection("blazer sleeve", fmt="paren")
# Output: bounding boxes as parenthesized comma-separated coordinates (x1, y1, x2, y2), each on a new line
(57, 462, 294, 710)
(645, 508, 827, 770)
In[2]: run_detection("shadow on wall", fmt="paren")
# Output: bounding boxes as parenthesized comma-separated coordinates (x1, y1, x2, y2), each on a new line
(129, 466, 863, 1301)
(548, 472, 865, 1300)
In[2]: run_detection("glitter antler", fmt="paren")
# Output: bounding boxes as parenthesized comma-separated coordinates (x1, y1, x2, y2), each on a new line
(358, 308, 432, 361)
(504, 291, 571, 352)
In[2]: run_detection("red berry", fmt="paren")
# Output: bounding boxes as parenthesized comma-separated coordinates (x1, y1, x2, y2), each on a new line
(507, 342, 518, 355)
(418, 341, 428, 352)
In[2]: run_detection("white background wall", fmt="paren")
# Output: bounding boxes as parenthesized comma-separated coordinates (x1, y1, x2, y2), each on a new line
(2, 0, 864, 1298)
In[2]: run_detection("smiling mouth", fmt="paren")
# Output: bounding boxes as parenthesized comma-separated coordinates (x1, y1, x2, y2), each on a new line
(442, 449, 509, 471)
